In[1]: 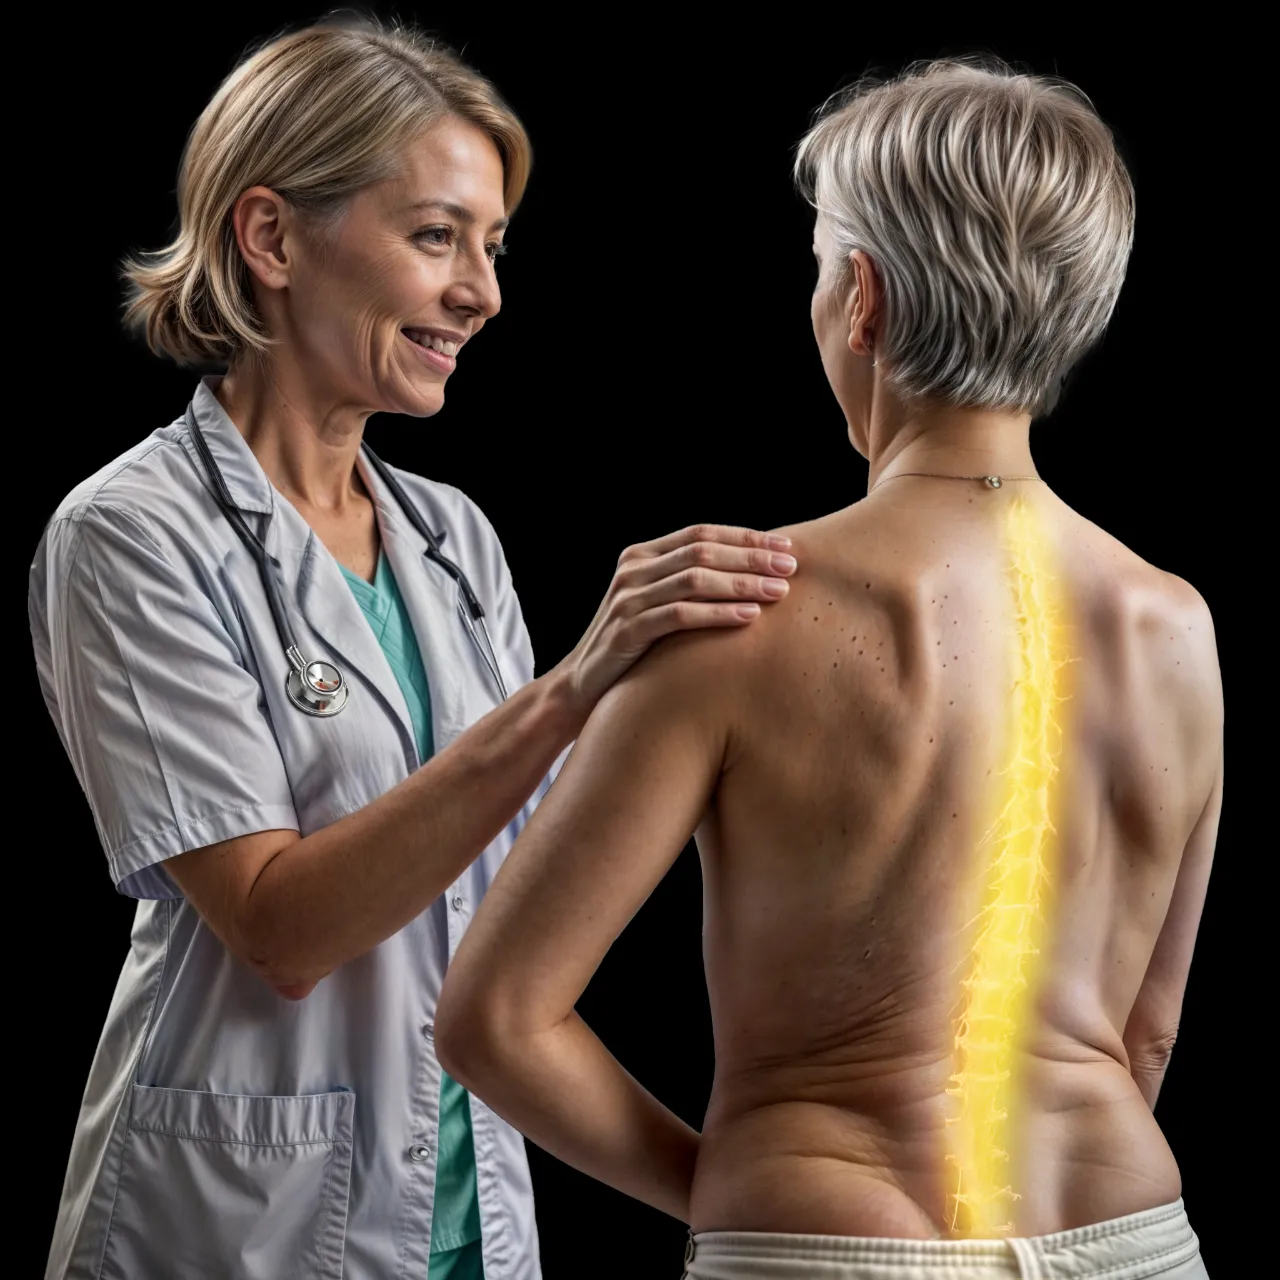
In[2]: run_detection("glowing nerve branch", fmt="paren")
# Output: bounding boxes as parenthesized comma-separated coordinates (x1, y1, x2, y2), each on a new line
(946, 496, 1069, 1237)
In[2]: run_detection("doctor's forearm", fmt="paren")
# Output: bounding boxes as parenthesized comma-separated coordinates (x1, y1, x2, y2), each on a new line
(439, 1012, 699, 1222)
(240, 668, 584, 986)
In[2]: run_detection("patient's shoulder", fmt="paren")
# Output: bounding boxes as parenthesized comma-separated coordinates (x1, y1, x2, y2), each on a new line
(619, 507, 915, 696)
(611, 528, 814, 705)
(623, 608, 766, 699)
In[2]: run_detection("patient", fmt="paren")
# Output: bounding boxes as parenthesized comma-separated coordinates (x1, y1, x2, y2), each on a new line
(437, 60, 1220, 1278)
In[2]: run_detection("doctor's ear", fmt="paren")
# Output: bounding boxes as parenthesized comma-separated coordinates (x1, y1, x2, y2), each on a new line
(232, 186, 296, 291)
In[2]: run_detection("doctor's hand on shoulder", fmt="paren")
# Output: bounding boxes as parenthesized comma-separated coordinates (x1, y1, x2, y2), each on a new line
(559, 523, 796, 713)
(170, 517, 795, 1004)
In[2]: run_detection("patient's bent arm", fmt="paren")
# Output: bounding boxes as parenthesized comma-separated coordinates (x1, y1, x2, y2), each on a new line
(1122, 760, 1223, 1110)
(437, 630, 738, 1219)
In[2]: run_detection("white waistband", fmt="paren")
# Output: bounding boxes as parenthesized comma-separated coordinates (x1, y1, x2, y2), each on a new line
(688, 1199, 1200, 1279)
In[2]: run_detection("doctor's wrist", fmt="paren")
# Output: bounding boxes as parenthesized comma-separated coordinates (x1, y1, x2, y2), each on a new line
(536, 661, 594, 741)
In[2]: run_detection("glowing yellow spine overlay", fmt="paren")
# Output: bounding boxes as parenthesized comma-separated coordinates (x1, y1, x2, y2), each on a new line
(946, 495, 1069, 1237)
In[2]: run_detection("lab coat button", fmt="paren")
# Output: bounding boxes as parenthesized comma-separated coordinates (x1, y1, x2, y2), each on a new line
(421, 1021, 435, 1041)
(409, 1144, 432, 1163)
(452, 895, 465, 911)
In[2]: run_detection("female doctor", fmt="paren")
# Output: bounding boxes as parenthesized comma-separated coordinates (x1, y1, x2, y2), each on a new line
(29, 19, 796, 1280)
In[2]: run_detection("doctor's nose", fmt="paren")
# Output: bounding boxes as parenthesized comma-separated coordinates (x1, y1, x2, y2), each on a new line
(445, 258, 502, 323)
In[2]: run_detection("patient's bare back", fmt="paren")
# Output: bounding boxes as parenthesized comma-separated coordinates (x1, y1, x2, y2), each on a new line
(690, 483, 1222, 1239)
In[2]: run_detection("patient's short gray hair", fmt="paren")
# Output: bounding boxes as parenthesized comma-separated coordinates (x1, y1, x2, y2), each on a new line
(795, 58, 1134, 414)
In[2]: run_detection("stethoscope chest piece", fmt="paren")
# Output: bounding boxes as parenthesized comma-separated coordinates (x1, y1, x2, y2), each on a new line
(285, 648, 349, 717)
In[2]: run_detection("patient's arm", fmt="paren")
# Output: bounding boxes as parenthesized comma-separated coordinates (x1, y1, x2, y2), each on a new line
(1122, 761, 1223, 1109)
(435, 631, 730, 1222)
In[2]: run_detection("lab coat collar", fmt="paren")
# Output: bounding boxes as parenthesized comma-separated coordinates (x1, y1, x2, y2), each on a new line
(182, 377, 276, 515)
(357, 459, 470, 749)
(178, 377, 479, 771)
(180, 377, 422, 770)
(289, 521, 422, 772)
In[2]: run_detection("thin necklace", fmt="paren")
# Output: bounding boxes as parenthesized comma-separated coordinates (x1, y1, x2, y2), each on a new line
(870, 471, 1042, 493)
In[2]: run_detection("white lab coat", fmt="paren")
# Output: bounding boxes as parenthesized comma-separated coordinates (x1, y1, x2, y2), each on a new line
(29, 379, 556, 1279)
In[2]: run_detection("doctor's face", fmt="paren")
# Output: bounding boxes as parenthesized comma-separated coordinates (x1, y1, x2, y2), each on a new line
(280, 117, 507, 419)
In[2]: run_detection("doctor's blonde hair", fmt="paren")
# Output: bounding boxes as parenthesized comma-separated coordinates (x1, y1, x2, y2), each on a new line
(124, 16, 531, 366)
(795, 58, 1134, 414)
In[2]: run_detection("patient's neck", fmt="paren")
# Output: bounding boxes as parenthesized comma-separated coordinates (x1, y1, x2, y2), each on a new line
(864, 400, 1035, 495)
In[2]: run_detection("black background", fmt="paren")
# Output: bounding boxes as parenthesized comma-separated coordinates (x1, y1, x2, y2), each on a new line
(20, 10, 1246, 1277)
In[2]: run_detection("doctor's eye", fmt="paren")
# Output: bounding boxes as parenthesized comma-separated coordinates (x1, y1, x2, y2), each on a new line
(413, 225, 455, 249)
(485, 241, 508, 263)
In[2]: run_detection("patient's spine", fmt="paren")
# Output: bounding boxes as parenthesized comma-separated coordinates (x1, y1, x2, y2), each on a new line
(946, 496, 1068, 1237)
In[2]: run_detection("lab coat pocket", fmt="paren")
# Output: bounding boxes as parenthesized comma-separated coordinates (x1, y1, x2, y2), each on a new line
(100, 1082, 355, 1280)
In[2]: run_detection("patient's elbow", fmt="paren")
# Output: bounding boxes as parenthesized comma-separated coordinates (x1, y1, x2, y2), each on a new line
(435, 984, 519, 1090)
(435, 989, 495, 1086)
(1128, 1026, 1178, 1075)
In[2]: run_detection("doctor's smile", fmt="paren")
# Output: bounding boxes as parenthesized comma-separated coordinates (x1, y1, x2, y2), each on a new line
(403, 327, 468, 374)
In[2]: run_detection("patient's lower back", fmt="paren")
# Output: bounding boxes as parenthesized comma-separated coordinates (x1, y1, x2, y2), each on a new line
(690, 487, 1218, 1239)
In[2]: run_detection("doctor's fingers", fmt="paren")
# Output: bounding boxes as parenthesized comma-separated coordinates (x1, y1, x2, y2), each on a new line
(621, 598, 768, 648)
(616, 524, 793, 569)
(614, 537, 797, 592)
(618, 561, 792, 615)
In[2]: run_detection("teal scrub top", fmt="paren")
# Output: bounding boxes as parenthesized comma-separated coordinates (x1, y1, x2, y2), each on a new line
(341, 554, 483, 1263)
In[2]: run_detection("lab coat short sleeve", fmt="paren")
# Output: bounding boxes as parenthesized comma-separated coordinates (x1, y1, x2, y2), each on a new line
(31, 503, 299, 899)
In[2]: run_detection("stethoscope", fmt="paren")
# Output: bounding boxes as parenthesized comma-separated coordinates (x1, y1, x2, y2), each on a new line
(185, 405, 509, 717)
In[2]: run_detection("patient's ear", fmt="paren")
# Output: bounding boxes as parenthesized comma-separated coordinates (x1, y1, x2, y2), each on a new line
(846, 250, 882, 358)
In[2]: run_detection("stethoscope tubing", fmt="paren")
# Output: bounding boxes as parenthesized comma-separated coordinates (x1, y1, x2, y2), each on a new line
(185, 406, 300, 657)
(184, 403, 509, 711)
(358, 445, 509, 701)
